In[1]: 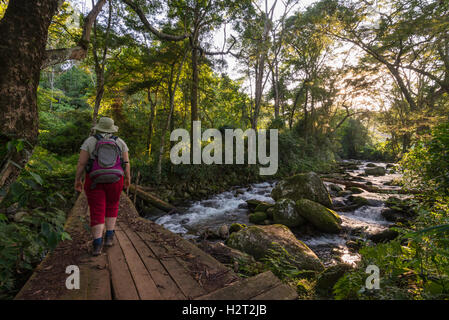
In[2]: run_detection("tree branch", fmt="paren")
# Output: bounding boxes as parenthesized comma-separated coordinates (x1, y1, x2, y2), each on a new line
(122, 0, 189, 41)
(41, 0, 108, 69)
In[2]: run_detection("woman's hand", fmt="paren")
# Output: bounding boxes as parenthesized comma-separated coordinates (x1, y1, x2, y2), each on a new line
(124, 176, 131, 188)
(75, 179, 83, 192)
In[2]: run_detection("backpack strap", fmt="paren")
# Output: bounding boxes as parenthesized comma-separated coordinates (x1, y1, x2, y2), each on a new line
(93, 133, 103, 141)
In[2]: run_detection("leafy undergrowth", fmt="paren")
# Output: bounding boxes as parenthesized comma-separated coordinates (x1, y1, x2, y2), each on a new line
(333, 197, 449, 300)
(235, 243, 321, 299)
(0, 146, 77, 299)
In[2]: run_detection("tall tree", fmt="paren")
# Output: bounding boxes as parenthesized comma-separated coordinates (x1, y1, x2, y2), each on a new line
(0, 0, 106, 196)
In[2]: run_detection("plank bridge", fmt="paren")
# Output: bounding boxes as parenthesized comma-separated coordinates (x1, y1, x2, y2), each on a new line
(15, 192, 297, 300)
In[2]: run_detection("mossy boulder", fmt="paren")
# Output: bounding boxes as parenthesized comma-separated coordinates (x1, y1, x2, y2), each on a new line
(272, 198, 305, 227)
(348, 195, 369, 207)
(246, 199, 265, 212)
(295, 199, 342, 234)
(337, 190, 352, 197)
(226, 224, 324, 271)
(365, 166, 386, 176)
(266, 207, 275, 220)
(271, 172, 333, 208)
(229, 223, 247, 234)
(249, 211, 268, 224)
(328, 184, 343, 194)
(347, 187, 364, 194)
(254, 202, 274, 212)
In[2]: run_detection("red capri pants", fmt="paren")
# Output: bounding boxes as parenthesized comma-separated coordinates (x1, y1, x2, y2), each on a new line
(84, 174, 124, 227)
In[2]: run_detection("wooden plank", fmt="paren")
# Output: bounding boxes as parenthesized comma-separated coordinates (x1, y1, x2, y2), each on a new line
(58, 263, 89, 300)
(115, 230, 162, 300)
(137, 231, 207, 299)
(140, 222, 238, 291)
(108, 237, 140, 300)
(120, 224, 186, 300)
(251, 283, 298, 300)
(86, 254, 112, 300)
(196, 271, 280, 300)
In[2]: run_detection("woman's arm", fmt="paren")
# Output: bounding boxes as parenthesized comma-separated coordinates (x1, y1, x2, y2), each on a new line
(122, 151, 131, 188)
(75, 150, 89, 192)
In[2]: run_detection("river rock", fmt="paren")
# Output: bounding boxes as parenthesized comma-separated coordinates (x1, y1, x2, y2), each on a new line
(246, 199, 265, 212)
(249, 211, 268, 224)
(365, 166, 386, 176)
(328, 184, 343, 196)
(347, 187, 364, 194)
(254, 202, 274, 212)
(369, 228, 399, 243)
(199, 241, 256, 266)
(266, 207, 275, 219)
(271, 172, 333, 208)
(296, 199, 342, 234)
(366, 163, 377, 167)
(226, 224, 324, 271)
(272, 198, 305, 227)
(229, 223, 246, 234)
(337, 190, 352, 197)
(348, 195, 369, 207)
(217, 224, 229, 239)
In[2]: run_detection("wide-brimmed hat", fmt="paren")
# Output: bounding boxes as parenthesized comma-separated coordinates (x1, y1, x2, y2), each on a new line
(92, 117, 118, 133)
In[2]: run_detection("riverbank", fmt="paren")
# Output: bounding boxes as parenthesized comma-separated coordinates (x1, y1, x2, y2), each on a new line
(141, 160, 421, 299)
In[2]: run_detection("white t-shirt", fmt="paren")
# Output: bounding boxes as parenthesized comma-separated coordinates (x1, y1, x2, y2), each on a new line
(80, 133, 129, 158)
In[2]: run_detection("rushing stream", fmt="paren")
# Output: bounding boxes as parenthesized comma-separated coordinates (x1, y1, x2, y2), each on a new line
(152, 161, 409, 266)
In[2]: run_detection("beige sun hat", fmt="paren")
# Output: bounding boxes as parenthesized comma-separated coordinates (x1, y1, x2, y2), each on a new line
(92, 117, 118, 133)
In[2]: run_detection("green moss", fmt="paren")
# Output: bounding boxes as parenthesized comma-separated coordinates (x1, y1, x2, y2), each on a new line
(249, 211, 268, 224)
(296, 199, 342, 233)
(229, 223, 246, 234)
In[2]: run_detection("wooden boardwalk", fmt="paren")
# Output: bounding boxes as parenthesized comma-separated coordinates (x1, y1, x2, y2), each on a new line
(15, 192, 297, 300)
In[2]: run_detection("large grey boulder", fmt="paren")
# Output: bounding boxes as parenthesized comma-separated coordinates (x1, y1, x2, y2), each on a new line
(272, 198, 305, 227)
(226, 224, 324, 271)
(365, 166, 386, 176)
(271, 172, 333, 208)
(296, 199, 342, 234)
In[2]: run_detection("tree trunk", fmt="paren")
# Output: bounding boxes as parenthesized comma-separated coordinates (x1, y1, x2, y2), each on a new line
(190, 44, 199, 132)
(147, 88, 157, 155)
(0, 0, 60, 195)
(157, 54, 186, 180)
(91, 0, 112, 130)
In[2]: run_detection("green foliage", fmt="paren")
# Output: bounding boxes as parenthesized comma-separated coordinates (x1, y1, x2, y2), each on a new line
(401, 123, 449, 195)
(262, 243, 306, 280)
(337, 118, 370, 159)
(0, 148, 75, 299)
(38, 109, 92, 155)
(333, 197, 449, 300)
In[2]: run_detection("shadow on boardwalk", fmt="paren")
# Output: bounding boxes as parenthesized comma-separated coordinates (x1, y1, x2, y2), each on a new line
(15, 192, 297, 300)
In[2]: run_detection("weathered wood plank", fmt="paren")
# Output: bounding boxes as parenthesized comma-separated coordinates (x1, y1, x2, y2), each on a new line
(107, 237, 139, 300)
(137, 231, 207, 299)
(58, 263, 89, 300)
(141, 221, 238, 292)
(86, 254, 111, 300)
(120, 224, 186, 300)
(196, 271, 280, 300)
(115, 230, 162, 300)
(251, 283, 298, 300)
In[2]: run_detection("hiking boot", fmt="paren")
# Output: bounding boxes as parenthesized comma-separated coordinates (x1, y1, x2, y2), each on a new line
(104, 231, 115, 247)
(92, 241, 102, 256)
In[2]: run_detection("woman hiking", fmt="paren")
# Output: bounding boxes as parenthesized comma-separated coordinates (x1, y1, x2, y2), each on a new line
(74, 117, 131, 256)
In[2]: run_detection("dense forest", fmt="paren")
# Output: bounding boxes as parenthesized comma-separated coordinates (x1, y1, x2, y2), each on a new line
(0, 0, 448, 300)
